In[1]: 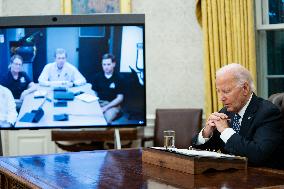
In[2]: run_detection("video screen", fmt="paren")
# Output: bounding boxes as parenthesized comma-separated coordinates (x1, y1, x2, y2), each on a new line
(0, 16, 146, 129)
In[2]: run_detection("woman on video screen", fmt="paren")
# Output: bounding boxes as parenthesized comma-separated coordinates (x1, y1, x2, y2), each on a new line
(1, 54, 36, 107)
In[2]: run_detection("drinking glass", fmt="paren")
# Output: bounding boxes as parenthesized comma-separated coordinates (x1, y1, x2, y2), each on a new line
(163, 130, 175, 149)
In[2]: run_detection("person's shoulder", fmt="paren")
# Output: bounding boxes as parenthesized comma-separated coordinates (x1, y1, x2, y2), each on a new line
(44, 62, 56, 68)
(20, 71, 31, 81)
(42, 62, 58, 73)
(93, 72, 103, 80)
(97, 72, 103, 76)
(2, 71, 11, 78)
(0, 85, 13, 95)
(0, 84, 6, 90)
(19, 71, 28, 77)
(252, 95, 283, 129)
(255, 95, 280, 114)
(65, 62, 77, 69)
(113, 72, 123, 80)
(0, 71, 11, 83)
(114, 72, 122, 77)
(255, 95, 276, 108)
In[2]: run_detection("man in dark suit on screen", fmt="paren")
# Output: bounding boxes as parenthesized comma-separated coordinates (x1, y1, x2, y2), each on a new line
(192, 63, 284, 169)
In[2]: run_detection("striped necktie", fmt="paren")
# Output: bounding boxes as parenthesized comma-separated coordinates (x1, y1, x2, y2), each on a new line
(232, 113, 241, 134)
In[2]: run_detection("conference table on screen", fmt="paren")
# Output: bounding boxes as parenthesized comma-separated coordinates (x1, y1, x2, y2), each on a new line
(15, 83, 107, 128)
(0, 148, 284, 189)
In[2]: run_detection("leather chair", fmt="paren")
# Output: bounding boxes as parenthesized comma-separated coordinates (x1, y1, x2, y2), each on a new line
(268, 93, 284, 118)
(142, 108, 203, 148)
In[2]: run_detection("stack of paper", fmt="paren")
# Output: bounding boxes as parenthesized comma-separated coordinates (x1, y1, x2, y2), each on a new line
(151, 147, 236, 158)
(76, 93, 99, 103)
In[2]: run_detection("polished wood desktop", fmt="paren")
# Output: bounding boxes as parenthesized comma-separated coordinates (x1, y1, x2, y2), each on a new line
(15, 84, 107, 128)
(0, 149, 284, 189)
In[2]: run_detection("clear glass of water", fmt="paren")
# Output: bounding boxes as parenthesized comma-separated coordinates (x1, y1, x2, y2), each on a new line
(163, 130, 175, 149)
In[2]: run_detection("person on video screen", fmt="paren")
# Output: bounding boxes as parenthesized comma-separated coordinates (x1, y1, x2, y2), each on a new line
(0, 85, 18, 127)
(92, 53, 124, 124)
(0, 54, 37, 108)
(38, 48, 86, 87)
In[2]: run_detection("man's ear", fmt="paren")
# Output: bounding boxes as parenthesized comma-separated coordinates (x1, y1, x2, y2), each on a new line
(243, 82, 250, 95)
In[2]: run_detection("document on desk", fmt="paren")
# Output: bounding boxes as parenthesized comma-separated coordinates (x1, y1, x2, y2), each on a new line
(34, 90, 47, 98)
(76, 93, 99, 103)
(151, 147, 236, 158)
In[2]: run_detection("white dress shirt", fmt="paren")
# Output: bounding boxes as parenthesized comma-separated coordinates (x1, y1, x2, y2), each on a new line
(0, 85, 18, 124)
(38, 62, 87, 87)
(197, 93, 253, 144)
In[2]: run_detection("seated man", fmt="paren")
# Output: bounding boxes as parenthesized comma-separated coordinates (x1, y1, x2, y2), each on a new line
(1, 54, 37, 110)
(38, 48, 86, 87)
(92, 53, 124, 124)
(192, 63, 284, 169)
(0, 85, 18, 127)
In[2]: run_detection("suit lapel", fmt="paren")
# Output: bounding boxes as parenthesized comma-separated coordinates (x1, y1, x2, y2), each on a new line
(239, 94, 258, 136)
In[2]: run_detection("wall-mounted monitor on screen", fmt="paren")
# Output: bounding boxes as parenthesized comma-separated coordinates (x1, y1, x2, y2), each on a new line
(0, 14, 146, 130)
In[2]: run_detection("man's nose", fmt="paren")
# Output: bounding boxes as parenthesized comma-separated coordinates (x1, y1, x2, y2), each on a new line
(219, 93, 226, 101)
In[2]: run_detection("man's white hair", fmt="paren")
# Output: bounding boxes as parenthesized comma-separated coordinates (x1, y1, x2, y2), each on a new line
(216, 63, 255, 92)
(54, 48, 67, 57)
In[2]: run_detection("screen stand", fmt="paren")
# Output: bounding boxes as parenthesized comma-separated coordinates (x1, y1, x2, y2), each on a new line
(114, 128, 121, 149)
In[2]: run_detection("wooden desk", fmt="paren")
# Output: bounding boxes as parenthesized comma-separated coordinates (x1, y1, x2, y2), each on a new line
(0, 149, 284, 189)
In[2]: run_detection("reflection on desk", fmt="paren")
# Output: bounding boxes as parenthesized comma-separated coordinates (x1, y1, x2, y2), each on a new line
(0, 149, 284, 189)
(15, 83, 107, 128)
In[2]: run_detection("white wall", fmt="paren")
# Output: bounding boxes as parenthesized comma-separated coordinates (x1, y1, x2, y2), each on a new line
(1, 0, 60, 16)
(132, 0, 204, 116)
(46, 27, 79, 67)
(0, 1, 2, 15)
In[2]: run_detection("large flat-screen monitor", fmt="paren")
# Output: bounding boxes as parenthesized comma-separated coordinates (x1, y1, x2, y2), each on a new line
(0, 14, 146, 129)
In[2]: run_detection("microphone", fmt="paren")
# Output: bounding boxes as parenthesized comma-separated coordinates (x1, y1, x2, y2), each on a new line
(29, 97, 50, 123)
(19, 97, 47, 123)
(39, 97, 48, 108)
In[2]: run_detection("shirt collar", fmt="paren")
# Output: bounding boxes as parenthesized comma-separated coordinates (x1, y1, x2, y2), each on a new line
(53, 62, 64, 71)
(238, 93, 253, 118)
(104, 73, 113, 79)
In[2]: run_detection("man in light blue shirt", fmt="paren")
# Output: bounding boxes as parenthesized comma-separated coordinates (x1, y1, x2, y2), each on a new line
(38, 48, 86, 87)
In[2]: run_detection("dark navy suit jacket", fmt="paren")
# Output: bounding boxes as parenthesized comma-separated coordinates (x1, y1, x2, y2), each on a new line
(192, 94, 284, 169)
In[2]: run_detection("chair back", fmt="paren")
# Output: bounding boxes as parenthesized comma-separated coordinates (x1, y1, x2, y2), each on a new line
(154, 108, 202, 148)
(268, 93, 284, 118)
